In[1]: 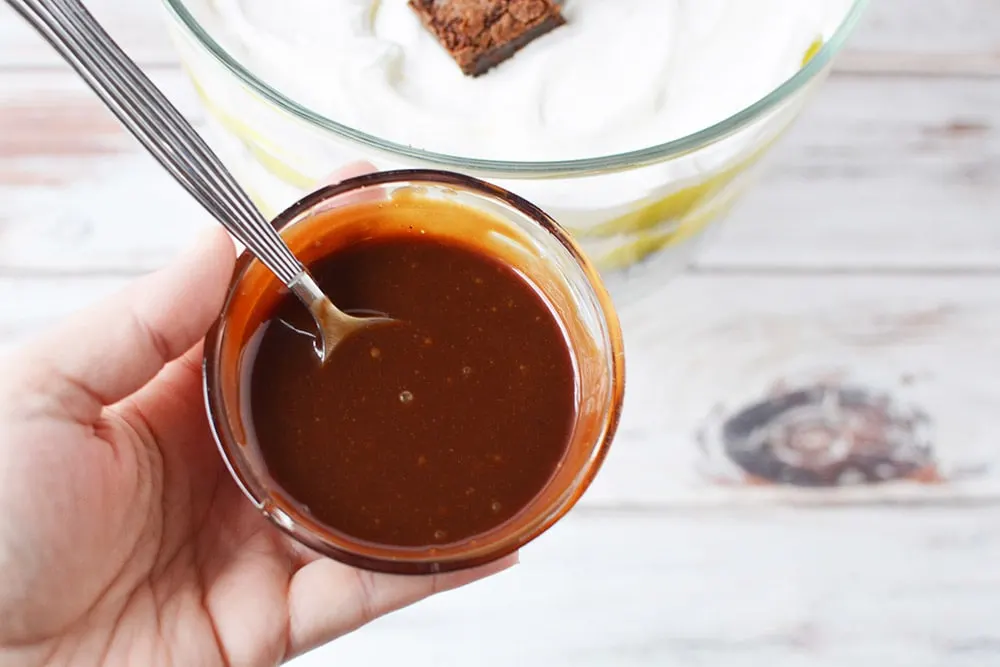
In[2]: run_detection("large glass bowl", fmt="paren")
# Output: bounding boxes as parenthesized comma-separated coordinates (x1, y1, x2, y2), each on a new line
(159, 0, 868, 300)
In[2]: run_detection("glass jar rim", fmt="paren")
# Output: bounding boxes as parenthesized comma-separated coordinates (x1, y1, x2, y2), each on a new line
(161, 0, 869, 179)
(202, 169, 626, 573)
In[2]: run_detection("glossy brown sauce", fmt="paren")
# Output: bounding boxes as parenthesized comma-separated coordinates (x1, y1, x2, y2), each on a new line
(246, 234, 577, 547)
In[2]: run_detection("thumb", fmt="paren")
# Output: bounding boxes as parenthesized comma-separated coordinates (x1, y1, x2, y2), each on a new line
(21, 226, 236, 424)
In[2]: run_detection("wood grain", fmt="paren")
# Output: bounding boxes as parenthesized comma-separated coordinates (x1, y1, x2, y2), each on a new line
(294, 508, 1000, 667)
(0, 0, 175, 68)
(610, 274, 1000, 506)
(702, 77, 1000, 270)
(842, 0, 1000, 75)
(1, 70, 998, 274)
(2, 274, 999, 667)
(2, 2, 1000, 666)
(4, 273, 997, 507)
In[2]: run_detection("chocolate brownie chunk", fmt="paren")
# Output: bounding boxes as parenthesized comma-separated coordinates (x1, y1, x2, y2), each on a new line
(409, 0, 566, 77)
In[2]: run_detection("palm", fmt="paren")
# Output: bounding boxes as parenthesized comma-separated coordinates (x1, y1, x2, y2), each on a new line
(0, 225, 513, 667)
(0, 349, 286, 666)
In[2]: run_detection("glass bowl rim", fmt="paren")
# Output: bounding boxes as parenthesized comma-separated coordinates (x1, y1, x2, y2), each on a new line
(161, 0, 869, 178)
(201, 168, 627, 573)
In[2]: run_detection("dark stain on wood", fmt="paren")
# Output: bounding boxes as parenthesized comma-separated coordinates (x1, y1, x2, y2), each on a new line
(923, 119, 992, 139)
(700, 382, 943, 489)
(838, 305, 958, 348)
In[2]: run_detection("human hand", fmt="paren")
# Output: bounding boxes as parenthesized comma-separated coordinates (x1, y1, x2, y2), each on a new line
(0, 164, 516, 667)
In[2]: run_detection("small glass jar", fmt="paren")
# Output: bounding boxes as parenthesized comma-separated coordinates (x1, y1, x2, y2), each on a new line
(203, 170, 626, 574)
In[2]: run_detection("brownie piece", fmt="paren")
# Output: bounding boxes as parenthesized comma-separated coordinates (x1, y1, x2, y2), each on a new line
(409, 0, 566, 77)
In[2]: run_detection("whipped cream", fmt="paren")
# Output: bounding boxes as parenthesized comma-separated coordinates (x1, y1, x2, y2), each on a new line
(193, 0, 852, 162)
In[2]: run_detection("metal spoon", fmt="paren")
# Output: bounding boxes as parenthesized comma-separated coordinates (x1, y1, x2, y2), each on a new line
(7, 0, 389, 363)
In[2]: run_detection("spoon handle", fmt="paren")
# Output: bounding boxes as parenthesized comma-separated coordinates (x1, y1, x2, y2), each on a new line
(6, 0, 306, 286)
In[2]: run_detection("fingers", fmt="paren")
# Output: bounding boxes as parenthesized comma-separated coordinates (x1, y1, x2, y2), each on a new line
(285, 553, 518, 659)
(14, 162, 375, 426)
(115, 163, 380, 441)
(318, 160, 377, 187)
(285, 160, 492, 657)
(21, 226, 236, 424)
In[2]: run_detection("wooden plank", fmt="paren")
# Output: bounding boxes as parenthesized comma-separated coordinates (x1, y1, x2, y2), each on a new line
(700, 77, 1000, 270)
(605, 274, 1000, 507)
(3, 0, 1000, 74)
(1, 70, 998, 274)
(0, 0, 176, 69)
(301, 508, 1000, 667)
(0, 69, 210, 274)
(4, 273, 999, 507)
(3, 279, 998, 667)
(3, 280, 997, 665)
(842, 0, 1000, 75)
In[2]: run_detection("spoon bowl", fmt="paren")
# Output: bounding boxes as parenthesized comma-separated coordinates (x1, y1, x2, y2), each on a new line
(289, 273, 396, 363)
(6, 0, 384, 363)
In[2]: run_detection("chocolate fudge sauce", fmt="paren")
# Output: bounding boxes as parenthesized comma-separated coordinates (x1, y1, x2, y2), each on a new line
(246, 234, 577, 547)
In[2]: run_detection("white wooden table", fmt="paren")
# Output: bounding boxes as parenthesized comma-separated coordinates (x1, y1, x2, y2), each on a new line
(3, 2, 1000, 665)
